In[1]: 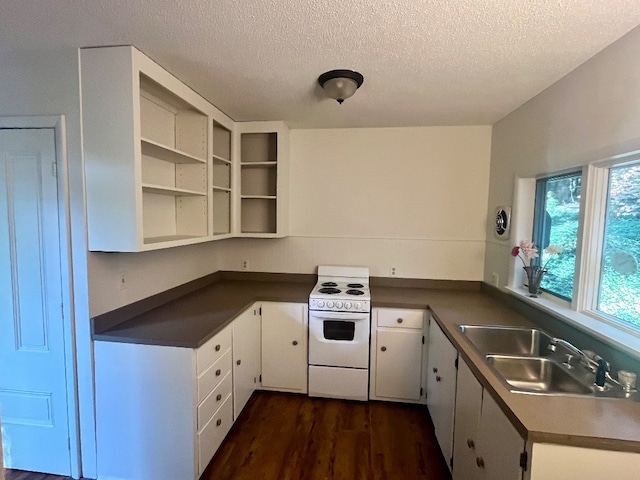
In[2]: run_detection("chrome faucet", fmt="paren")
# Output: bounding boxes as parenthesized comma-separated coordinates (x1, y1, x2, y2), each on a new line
(548, 338, 597, 370)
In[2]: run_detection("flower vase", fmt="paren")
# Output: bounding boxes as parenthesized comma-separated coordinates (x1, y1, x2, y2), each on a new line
(523, 266, 547, 297)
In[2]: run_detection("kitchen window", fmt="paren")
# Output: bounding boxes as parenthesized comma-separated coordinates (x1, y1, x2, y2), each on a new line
(533, 171, 582, 301)
(596, 163, 640, 330)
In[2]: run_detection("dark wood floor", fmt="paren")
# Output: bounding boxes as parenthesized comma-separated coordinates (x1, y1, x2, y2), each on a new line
(203, 391, 452, 480)
(5, 391, 451, 480)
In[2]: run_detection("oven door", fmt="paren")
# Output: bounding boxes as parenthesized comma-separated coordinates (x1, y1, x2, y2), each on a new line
(308, 310, 370, 369)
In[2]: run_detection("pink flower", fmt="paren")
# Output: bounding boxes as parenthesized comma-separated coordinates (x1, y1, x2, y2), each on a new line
(511, 246, 520, 257)
(518, 240, 539, 260)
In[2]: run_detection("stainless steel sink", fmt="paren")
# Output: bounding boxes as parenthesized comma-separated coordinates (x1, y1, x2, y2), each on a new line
(459, 324, 553, 357)
(486, 355, 594, 395)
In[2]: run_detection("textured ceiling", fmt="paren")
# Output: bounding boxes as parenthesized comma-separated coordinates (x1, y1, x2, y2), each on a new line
(2, 1, 640, 128)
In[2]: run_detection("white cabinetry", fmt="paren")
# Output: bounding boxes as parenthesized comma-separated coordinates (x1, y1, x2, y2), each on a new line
(234, 121, 289, 237)
(94, 325, 233, 480)
(452, 357, 525, 480)
(426, 316, 458, 469)
(260, 302, 307, 393)
(232, 304, 261, 419)
(211, 120, 233, 237)
(370, 308, 427, 403)
(81, 45, 235, 251)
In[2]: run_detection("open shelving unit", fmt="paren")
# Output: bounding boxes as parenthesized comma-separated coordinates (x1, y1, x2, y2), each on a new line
(81, 46, 234, 251)
(211, 121, 232, 236)
(139, 74, 209, 245)
(236, 123, 289, 237)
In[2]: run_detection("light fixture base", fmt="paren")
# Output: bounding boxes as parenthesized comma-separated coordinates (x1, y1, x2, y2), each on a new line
(318, 69, 364, 104)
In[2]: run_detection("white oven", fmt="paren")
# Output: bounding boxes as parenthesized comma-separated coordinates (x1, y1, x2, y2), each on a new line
(308, 310, 370, 369)
(308, 265, 372, 401)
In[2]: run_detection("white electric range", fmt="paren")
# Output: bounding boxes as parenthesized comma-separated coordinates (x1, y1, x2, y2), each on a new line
(308, 265, 371, 401)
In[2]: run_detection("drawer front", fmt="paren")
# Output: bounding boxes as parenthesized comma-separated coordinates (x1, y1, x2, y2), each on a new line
(198, 396, 233, 475)
(197, 326, 232, 375)
(377, 308, 424, 329)
(198, 350, 232, 403)
(198, 371, 232, 431)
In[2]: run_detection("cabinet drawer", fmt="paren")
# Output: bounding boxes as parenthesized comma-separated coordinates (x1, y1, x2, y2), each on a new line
(197, 350, 232, 403)
(197, 327, 232, 374)
(198, 395, 233, 475)
(377, 308, 424, 329)
(198, 371, 232, 431)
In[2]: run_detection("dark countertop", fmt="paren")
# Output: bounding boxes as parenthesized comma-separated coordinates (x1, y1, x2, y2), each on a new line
(92, 275, 640, 454)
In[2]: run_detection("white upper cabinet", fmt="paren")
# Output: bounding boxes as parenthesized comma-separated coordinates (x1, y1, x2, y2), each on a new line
(80, 46, 235, 251)
(234, 121, 290, 237)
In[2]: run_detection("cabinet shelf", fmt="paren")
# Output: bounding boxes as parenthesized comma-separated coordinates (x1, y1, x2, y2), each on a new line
(213, 186, 232, 192)
(143, 234, 206, 245)
(141, 138, 206, 164)
(240, 161, 277, 168)
(212, 154, 231, 164)
(142, 183, 206, 196)
(241, 195, 276, 200)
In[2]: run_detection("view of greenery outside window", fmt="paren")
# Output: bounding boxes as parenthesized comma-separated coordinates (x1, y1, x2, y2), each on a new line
(532, 172, 582, 300)
(597, 163, 640, 329)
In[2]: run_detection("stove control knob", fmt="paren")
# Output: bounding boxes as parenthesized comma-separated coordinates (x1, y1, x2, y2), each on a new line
(327, 301, 334, 308)
(336, 301, 343, 309)
(317, 300, 325, 308)
(355, 302, 362, 310)
(344, 302, 352, 310)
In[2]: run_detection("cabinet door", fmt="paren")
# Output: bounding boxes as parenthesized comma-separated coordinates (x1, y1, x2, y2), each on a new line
(477, 393, 524, 480)
(232, 305, 261, 419)
(261, 302, 307, 393)
(426, 317, 458, 468)
(375, 329, 423, 401)
(452, 358, 483, 480)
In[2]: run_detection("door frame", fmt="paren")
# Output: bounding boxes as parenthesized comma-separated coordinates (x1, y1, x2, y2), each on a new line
(0, 115, 80, 478)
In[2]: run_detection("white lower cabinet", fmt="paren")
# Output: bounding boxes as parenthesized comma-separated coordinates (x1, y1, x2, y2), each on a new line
(94, 325, 233, 480)
(232, 303, 261, 419)
(260, 302, 308, 393)
(426, 316, 458, 469)
(452, 357, 525, 480)
(370, 308, 428, 403)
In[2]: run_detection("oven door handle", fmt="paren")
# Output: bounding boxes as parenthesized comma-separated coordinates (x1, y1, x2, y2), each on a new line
(310, 312, 369, 321)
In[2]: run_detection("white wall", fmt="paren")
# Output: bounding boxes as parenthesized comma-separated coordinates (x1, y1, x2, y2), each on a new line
(218, 126, 492, 279)
(88, 243, 219, 316)
(485, 25, 640, 287)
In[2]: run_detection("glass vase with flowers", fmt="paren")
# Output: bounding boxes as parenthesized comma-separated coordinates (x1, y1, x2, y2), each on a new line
(511, 240, 562, 297)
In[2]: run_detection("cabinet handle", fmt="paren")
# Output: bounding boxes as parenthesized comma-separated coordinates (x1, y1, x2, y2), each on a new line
(432, 367, 438, 373)
(215, 369, 221, 376)
(436, 375, 442, 382)
(237, 359, 242, 366)
(467, 439, 475, 449)
(381, 346, 387, 352)
(292, 340, 298, 346)
(215, 344, 221, 352)
(397, 318, 403, 324)
(216, 419, 222, 427)
(216, 394, 222, 401)
(476, 457, 485, 469)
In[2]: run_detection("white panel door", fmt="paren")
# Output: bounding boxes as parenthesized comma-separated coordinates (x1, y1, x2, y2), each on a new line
(375, 329, 423, 401)
(426, 317, 458, 468)
(232, 305, 261, 419)
(0, 129, 70, 475)
(261, 302, 307, 393)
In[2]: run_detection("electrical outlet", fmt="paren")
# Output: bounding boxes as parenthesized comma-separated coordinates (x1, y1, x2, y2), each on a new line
(390, 266, 397, 277)
(241, 259, 249, 271)
(118, 272, 127, 290)
(492, 272, 500, 287)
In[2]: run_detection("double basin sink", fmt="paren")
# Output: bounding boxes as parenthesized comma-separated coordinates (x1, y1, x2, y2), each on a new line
(459, 325, 631, 399)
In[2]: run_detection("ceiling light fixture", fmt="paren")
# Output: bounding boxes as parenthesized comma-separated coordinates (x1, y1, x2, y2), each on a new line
(318, 69, 364, 104)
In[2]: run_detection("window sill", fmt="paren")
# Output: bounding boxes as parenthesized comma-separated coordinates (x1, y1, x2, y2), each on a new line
(505, 286, 640, 360)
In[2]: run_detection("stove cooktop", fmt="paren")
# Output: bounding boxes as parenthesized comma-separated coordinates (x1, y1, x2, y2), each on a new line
(309, 265, 370, 312)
